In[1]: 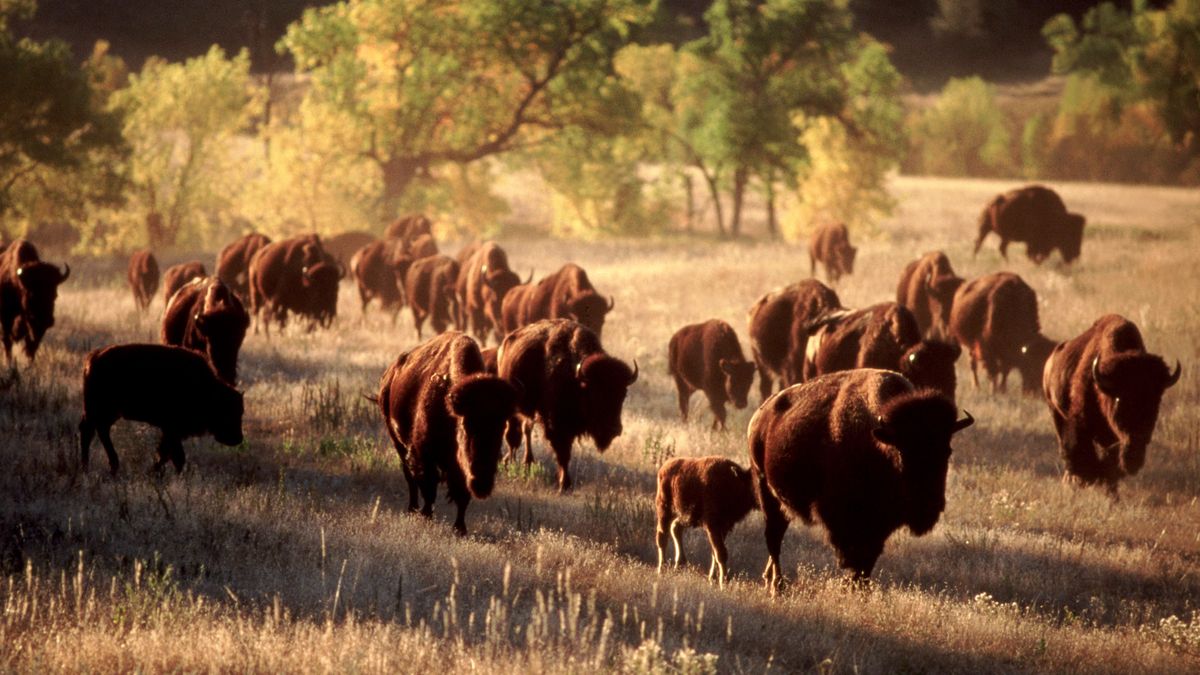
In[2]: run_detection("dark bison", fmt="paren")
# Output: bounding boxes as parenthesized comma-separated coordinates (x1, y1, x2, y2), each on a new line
(747, 280, 843, 400)
(458, 242, 526, 344)
(350, 239, 411, 322)
(248, 234, 342, 334)
(405, 254, 460, 338)
(499, 274, 539, 337)
(655, 456, 757, 586)
(497, 319, 637, 491)
(896, 251, 964, 340)
(127, 250, 159, 311)
(161, 277, 250, 385)
(522, 263, 614, 338)
(668, 319, 757, 430)
(216, 233, 271, 302)
(749, 369, 973, 586)
(804, 303, 961, 400)
(79, 344, 244, 474)
(322, 230, 376, 268)
(384, 213, 433, 242)
(0, 240, 70, 365)
(1043, 314, 1180, 494)
(949, 272, 1055, 394)
(809, 222, 857, 283)
(974, 184, 1086, 264)
(376, 332, 518, 535)
(162, 261, 207, 305)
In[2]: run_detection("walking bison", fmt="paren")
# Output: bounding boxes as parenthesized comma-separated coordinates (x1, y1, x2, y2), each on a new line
(667, 319, 756, 430)
(655, 456, 757, 586)
(0, 240, 70, 365)
(809, 223, 857, 283)
(127, 250, 159, 311)
(747, 280, 843, 401)
(161, 277, 250, 385)
(974, 185, 1085, 264)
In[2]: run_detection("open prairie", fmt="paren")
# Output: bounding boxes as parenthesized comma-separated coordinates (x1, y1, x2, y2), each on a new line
(2, 176, 1199, 672)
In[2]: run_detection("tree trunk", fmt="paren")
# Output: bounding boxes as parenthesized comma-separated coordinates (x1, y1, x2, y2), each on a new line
(730, 166, 749, 238)
(765, 172, 778, 240)
(380, 157, 423, 220)
(697, 164, 725, 237)
(681, 172, 695, 234)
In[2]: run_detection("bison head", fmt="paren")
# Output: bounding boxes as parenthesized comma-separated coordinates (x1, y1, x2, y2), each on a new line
(719, 358, 757, 409)
(568, 292, 614, 339)
(14, 261, 70, 358)
(872, 391, 973, 536)
(925, 273, 963, 334)
(900, 340, 961, 401)
(1018, 334, 1058, 395)
(576, 353, 637, 450)
(208, 381, 245, 447)
(1092, 353, 1181, 476)
(450, 374, 518, 498)
(301, 263, 340, 327)
(1058, 213, 1086, 263)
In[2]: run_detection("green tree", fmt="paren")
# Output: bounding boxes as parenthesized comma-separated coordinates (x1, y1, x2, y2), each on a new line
(911, 77, 1014, 177)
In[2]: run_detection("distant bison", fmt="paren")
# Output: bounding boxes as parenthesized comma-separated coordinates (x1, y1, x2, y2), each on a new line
(161, 277, 250, 385)
(668, 319, 757, 430)
(949, 272, 1055, 394)
(498, 319, 637, 491)
(974, 185, 1085, 264)
(322, 230, 377, 269)
(458, 242, 526, 344)
(248, 234, 342, 334)
(523, 264, 614, 338)
(376, 332, 518, 535)
(749, 369, 973, 586)
(656, 456, 757, 586)
(216, 233, 271, 301)
(0, 239, 70, 365)
(162, 261, 207, 305)
(406, 233, 439, 260)
(747, 280, 843, 400)
(1043, 314, 1180, 494)
(499, 274, 538, 337)
(896, 251, 963, 340)
(79, 344, 244, 474)
(350, 239, 411, 322)
(127, 250, 159, 312)
(809, 223, 857, 283)
(405, 254, 460, 338)
(385, 213, 433, 243)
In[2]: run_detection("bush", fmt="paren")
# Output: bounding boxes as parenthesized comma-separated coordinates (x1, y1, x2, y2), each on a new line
(907, 77, 1016, 177)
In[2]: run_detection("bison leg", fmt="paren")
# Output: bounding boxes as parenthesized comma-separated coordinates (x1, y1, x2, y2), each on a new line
(161, 435, 185, 474)
(446, 474, 471, 537)
(755, 473, 789, 592)
(998, 238, 1010, 260)
(673, 376, 691, 422)
(809, 253, 816, 278)
(707, 394, 727, 431)
(418, 476, 438, 518)
(655, 507, 672, 574)
(547, 432, 574, 492)
(521, 419, 535, 468)
(831, 534, 884, 582)
(973, 220, 990, 257)
(705, 526, 730, 587)
(395, 455, 420, 513)
(93, 423, 120, 475)
(412, 310, 425, 339)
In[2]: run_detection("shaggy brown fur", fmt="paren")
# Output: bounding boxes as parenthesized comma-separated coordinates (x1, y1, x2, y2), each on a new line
(404, 254, 460, 338)
(350, 239, 410, 322)
(809, 223, 857, 283)
(215, 233, 271, 302)
(161, 277, 250, 385)
(747, 280, 842, 401)
(895, 251, 963, 340)
(655, 456, 757, 586)
(247, 235, 342, 335)
(974, 184, 1086, 264)
(0, 239, 69, 365)
(519, 264, 614, 338)
(162, 261, 206, 306)
(949, 272, 1054, 394)
(668, 319, 757, 430)
(458, 242, 525, 344)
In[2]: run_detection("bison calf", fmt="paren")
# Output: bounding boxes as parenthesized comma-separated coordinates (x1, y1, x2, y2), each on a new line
(79, 344, 244, 474)
(656, 456, 757, 586)
(809, 223, 857, 283)
(668, 319, 756, 430)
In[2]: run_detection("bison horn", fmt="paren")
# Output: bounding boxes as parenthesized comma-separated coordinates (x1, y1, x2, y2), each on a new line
(58, 263, 70, 282)
(953, 410, 975, 433)
(1166, 360, 1182, 388)
(1092, 356, 1119, 396)
(629, 358, 639, 384)
(607, 295, 615, 312)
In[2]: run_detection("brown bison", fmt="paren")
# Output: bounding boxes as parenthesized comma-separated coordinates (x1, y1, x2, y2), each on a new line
(497, 319, 637, 491)
(1043, 314, 1180, 494)
(384, 213, 433, 242)
(161, 277, 250, 385)
(974, 184, 1086, 264)
(668, 319, 757, 430)
(79, 343, 244, 474)
(458, 242, 526, 344)
(747, 280, 843, 400)
(895, 251, 964, 340)
(350, 239, 411, 322)
(406, 233, 439, 260)
(749, 369, 973, 586)
(405, 254, 460, 338)
(162, 261, 207, 305)
(248, 234, 342, 334)
(949, 272, 1055, 394)
(376, 332, 518, 535)
(216, 233, 271, 302)
(521, 264, 614, 338)
(322, 230, 376, 268)
(809, 222, 857, 283)
(499, 275, 539, 337)
(127, 250, 159, 311)
(0, 240, 70, 365)
(655, 456, 757, 586)
(804, 303, 961, 401)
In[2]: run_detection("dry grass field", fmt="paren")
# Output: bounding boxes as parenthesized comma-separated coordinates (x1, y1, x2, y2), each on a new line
(2, 175, 1199, 672)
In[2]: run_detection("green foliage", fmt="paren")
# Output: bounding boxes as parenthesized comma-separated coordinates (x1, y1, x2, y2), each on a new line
(909, 77, 1015, 177)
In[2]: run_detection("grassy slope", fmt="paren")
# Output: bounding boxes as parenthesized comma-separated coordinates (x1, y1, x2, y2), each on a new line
(2, 176, 1199, 672)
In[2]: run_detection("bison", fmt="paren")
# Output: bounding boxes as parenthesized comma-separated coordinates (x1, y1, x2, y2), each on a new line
(350, 239, 411, 322)
(376, 332, 518, 535)
(406, 233, 438, 260)
(247, 234, 342, 334)
(655, 456, 757, 586)
(458, 242, 526, 344)
(974, 184, 1086, 264)
(499, 275, 539, 337)
(522, 264, 614, 338)
(0, 240, 70, 365)
(668, 319, 757, 430)
(404, 254, 460, 338)
(896, 251, 964, 340)
(322, 230, 377, 269)
(384, 213, 433, 242)
(497, 319, 637, 491)
(127, 250, 159, 311)
(809, 222, 857, 283)
(161, 277, 250, 385)
(1043, 314, 1180, 494)
(216, 233, 271, 302)
(747, 280, 843, 400)
(749, 369, 973, 587)
(79, 343, 244, 474)
(162, 261, 207, 306)
(949, 271, 1055, 394)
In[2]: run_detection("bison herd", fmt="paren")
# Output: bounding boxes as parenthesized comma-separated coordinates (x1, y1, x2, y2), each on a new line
(0, 184, 1183, 593)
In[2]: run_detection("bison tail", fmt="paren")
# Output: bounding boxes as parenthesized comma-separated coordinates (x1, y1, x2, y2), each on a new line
(362, 392, 379, 404)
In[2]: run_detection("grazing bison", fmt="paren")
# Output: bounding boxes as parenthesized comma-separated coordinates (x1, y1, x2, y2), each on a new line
(747, 280, 843, 400)
(385, 213, 433, 242)
(1043, 314, 1180, 494)
(668, 319, 757, 430)
(161, 277, 250, 385)
(655, 456, 757, 586)
(896, 251, 964, 340)
(523, 264, 614, 338)
(79, 344, 244, 474)
(0, 240, 70, 365)
(498, 319, 637, 491)
(322, 230, 376, 268)
(804, 303, 961, 400)
(350, 239, 411, 322)
(162, 261, 207, 305)
(458, 242, 526, 344)
(809, 223, 857, 283)
(216, 233, 271, 302)
(974, 184, 1086, 264)
(949, 272, 1054, 394)
(405, 254, 460, 338)
(749, 369, 973, 586)
(248, 234, 342, 334)
(376, 332, 518, 535)
(127, 250, 159, 311)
